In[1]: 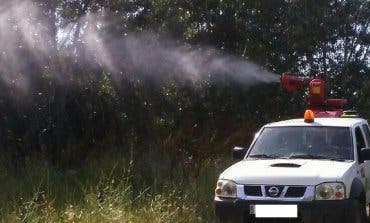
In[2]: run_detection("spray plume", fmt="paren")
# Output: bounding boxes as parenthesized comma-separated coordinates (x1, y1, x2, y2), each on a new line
(0, 0, 56, 91)
(0, 0, 280, 94)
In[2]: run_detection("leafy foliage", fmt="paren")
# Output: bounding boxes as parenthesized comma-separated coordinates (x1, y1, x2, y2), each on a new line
(0, 1, 368, 221)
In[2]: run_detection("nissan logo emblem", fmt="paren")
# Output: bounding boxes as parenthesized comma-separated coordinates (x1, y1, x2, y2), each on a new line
(268, 187, 280, 197)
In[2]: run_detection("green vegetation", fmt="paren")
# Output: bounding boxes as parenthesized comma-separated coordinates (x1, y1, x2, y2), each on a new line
(0, 153, 232, 222)
(0, 0, 369, 222)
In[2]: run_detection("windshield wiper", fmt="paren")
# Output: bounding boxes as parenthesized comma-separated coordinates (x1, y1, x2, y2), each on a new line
(288, 154, 327, 159)
(288, 154, 347, 162)
(327, 158, 348, 162)
(248, 154, 280, 159)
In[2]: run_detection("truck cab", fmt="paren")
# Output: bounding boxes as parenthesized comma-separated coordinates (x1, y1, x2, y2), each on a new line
(215, 113, 370, 223)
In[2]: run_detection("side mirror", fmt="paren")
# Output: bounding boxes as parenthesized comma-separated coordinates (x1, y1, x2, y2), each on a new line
(360, 148, 370, 161)
(233, 146, 247, 159)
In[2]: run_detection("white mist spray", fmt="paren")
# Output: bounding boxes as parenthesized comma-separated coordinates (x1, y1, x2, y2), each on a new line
(0, 0, 280, 92)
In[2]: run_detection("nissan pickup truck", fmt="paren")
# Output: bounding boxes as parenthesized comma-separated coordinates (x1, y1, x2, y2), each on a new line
(214, 111, 370, 223)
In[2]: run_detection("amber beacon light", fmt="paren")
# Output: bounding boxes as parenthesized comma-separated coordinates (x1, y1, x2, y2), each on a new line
(304, 110, 315, 123)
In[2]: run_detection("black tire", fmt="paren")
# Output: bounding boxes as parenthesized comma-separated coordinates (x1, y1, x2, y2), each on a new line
(217, 215, 232, 223)
(353, 198, 367, 223)
(217, 215, 243, 223)
(217, 218, 235, 223)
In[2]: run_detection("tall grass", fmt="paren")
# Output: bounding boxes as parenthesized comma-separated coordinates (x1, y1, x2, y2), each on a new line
(0, 151, 232, 222)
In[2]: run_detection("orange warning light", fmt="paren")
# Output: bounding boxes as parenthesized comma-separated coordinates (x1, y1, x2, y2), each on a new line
(304, 110, 315, 123)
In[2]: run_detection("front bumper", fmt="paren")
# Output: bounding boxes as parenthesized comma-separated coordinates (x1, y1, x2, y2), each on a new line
(215, 197, 359, 223)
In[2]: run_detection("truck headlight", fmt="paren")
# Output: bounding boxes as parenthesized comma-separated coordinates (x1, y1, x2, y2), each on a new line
(315, 182, 345, 200)
(215, 180, 237, 198)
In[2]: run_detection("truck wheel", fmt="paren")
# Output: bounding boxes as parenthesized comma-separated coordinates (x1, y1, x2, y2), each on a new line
(217, 215, 242, 223)
(217, 218, 234, 223)
(217, 215, 232, 223)
(353, 198, 367, 223)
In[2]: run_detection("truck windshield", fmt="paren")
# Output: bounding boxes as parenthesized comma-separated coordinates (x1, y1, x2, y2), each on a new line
(247, 127, 353, 161)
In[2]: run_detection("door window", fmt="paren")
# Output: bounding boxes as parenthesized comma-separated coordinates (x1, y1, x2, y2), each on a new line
(355, 127, 366, 162)
(362, 124, 370, 147)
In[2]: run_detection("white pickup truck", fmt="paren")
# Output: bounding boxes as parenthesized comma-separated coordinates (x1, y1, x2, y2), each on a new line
(214, 112, 370, 223)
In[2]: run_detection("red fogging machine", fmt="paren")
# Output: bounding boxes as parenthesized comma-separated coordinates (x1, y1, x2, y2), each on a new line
(281, 73, 347, 118)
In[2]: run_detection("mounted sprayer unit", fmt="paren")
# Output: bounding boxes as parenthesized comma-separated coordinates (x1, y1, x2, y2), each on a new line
(281, 73, 347, 117)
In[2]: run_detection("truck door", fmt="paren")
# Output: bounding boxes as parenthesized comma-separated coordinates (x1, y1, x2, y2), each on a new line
(362, 124, 370, 148)
(355, 125, 370, 202)
(361, 124, 370, 202)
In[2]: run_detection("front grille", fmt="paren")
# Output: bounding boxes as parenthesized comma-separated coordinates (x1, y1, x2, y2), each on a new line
(243, 185, 307, 198)
(265, 186, 285, 197)
(244, 186, 262, 196)
(285, 186, 306, 197)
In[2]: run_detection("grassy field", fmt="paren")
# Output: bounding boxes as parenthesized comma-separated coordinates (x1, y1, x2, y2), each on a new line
(0, 152, 232, 223)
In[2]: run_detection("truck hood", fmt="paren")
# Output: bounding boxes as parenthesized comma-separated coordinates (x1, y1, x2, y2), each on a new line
(219, 159, 356, 186)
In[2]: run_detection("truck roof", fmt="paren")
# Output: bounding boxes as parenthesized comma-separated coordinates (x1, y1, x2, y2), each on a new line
(265, 118, 367, 128)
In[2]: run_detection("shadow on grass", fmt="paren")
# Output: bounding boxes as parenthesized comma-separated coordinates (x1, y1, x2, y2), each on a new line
(0, 151, 234, 222)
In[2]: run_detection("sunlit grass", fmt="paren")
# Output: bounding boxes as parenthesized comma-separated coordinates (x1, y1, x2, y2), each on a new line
(0, 153, 231, 223)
